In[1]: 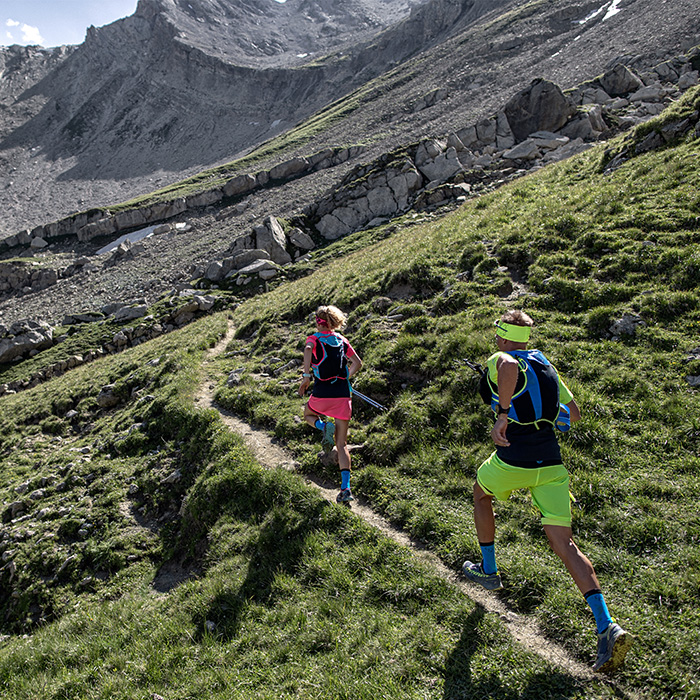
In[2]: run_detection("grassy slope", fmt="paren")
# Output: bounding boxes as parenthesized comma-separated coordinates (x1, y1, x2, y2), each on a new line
(217, 92, 700, 697)
(0, 91, 699, 698)
(0, 314, 595, 699)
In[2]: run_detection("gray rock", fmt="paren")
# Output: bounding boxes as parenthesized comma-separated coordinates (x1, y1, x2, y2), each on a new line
(586, 104, 608, 133)
(288, 228, 315, 250)
(185, 190, 223, 208)
(223, 174, 257, 197)
(30, 236, 49, 249)
(609, 313, 646, 338)
(504, 78, 575, 142)
(495, 111, 515, 149)
(255, 215, 292, 265)
(417, 147, 463, 183)
(629, 84, 667, 103)
(475, 118, 497, 146)
(559, 114, 596, 141)
(269, 157, 310, 181)
(0, 320, 53, 363)
(599, 64, 644, 97)
(204, 261, 224, 282)
(529, 131, 570, 150)
(317, 213, 351, 240)
(114, 305, 149, 322)
(367, 186, 399, 217)
(503, 139, 540, 161)
(78, 218, 118, 242)
(678, 71, 699, 90)
(96, 385, 121, 408)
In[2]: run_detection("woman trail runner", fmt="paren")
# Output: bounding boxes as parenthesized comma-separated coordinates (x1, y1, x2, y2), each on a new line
(298, 305, 363, 503)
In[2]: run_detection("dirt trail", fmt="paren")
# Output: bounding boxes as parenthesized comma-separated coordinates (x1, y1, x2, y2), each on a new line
(194, 322, 598, 681)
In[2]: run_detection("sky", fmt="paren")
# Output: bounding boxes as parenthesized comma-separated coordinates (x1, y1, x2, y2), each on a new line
(1, 0, 138, 48)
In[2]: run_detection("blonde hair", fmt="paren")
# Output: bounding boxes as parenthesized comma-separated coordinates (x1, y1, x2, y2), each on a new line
(501, 309, 534, 327)
(315, 305, 347, 331)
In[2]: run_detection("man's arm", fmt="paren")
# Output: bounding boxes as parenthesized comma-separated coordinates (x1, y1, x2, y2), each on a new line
(566, 399, 581, 423)
(491, 354, 518, 446)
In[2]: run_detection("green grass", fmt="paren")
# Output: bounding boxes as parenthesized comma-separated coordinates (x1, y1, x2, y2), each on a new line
(1, 95, 700, 698)
(214, 108, 700, 697)
(0, 314, 605, 699)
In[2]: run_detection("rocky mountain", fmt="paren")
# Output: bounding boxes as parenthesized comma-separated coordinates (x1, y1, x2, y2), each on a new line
(0, 0, 699, 328)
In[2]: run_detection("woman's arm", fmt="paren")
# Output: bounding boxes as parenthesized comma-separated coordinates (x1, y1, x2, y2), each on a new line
(298, 342, 315, 396)
(347, 352, 363, 379)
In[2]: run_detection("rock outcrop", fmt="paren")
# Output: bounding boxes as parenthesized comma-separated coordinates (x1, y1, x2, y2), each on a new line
(0, 320, 53, 363)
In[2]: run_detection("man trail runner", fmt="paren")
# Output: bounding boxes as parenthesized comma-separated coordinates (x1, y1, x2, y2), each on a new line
(462, 309, 633, 674)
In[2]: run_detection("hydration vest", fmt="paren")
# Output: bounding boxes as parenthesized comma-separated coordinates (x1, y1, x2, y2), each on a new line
(310, 332, 349, 382)
(486, 350, 560, 428)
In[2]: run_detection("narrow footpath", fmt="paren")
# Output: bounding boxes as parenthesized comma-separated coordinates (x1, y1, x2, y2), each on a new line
(194, 322, 605, 684)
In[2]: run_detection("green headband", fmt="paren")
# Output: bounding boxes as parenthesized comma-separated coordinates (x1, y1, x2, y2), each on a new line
(494, 320, 532, 342)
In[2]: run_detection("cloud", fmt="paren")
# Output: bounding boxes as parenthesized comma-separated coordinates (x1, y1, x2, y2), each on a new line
(20, 23, 44, 44)
(4, 19, 44, 45)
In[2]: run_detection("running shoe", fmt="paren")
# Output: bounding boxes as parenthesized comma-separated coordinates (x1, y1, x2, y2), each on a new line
(462, 560, 503, 590)
(321, 420, 335, 452)
(336, 488, 354, 503)
(593, 622, 633, 673)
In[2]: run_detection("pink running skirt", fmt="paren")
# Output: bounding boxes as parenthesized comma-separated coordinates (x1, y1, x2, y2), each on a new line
(308, 396, 353, 421)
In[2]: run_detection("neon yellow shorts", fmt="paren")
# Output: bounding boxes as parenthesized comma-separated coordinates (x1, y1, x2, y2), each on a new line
(476, 452, 572, 527)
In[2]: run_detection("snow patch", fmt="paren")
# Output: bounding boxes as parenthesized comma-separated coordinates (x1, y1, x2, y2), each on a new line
(602, 0, 623, 21)
(576, 1, 623, 26)
(96, 226, 156, 255)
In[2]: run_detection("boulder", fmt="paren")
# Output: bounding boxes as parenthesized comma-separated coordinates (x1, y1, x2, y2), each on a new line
(235, 259, 282, 278)
(586, 104, 608, 133)
(185, 190, 223, 209)
(96, 385, 121, 408)
(269, 157, 310, 181)
(678, 71, 699, 90)
(504, 79, 576, 142)
(223, 174, 257, 197)
(288, 228, 315, 250)
(415, 139, 445, 166)
(475, 118, 497, 147)
(255, 216, 292, 265)
(598, 64, 644, 97)
(629, 85, 667, 103)
(0, 320, 53, 363)
(114, 305, 149, 323)
(78, 218, 118, 242)
(317, 213, 352, 240)
(495, 111, 515, 149)
(367, 186, 399, 217)
(417, 147, 463, 183)
(30, 236, 49, 249)
(559, 114, 596, 141)
(503, 139, 540, 161)
(529, 131, 570, 150)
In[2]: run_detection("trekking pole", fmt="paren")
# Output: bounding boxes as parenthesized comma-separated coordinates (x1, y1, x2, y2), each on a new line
(351, 387, 387, 411)
(462, 358, 486, 376)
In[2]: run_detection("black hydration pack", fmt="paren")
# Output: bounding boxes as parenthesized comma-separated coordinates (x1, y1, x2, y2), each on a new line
(311, 332, 349, 382)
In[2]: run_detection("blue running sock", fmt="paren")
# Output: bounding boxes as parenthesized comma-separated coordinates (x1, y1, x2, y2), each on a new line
(584, 590, 613, 634)
(341, 470, 351, 490)
(314, 418, 325, 430)
(479, 541, 497, 575)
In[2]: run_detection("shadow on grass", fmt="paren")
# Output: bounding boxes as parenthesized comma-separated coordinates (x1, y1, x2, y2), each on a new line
(196, 501, 326, 641)
(443, 606, 583, 700)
